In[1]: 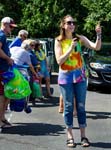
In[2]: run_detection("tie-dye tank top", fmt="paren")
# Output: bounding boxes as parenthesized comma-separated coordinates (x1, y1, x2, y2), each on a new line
(58, 39, 88, 84)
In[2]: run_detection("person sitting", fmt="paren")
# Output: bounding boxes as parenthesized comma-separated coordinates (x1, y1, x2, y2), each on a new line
(10, 39, 38, 79)
(23, 39, 43, 105)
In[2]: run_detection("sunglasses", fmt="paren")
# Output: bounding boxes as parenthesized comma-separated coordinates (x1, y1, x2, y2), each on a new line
(65, 21, 76, 25)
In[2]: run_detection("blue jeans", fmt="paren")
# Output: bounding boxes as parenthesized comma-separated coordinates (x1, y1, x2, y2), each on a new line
(59, 80, 87, 129)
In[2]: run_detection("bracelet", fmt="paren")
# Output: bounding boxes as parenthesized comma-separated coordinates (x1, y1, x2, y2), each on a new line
(97, 33, 101, 40)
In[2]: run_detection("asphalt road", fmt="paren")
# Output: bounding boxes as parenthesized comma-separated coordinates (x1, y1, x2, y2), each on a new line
(0, 74, 111, 150)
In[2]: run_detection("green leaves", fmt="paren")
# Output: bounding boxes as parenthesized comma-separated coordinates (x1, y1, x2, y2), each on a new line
(81, 0, 111, 40)
(1, 0, 111, 41)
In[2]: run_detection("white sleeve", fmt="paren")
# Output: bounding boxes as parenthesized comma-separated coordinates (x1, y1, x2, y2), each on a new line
(24, 52, 32, 65)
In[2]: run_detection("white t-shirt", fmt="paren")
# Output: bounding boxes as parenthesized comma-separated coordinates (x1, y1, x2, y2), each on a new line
(10, 46, 31, 66)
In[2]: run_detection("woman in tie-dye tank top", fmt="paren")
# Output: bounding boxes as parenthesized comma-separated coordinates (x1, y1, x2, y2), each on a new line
(54, 14, 102, 148)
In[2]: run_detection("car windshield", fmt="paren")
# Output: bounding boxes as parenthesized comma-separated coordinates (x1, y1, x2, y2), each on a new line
(95, 44, 111, 57)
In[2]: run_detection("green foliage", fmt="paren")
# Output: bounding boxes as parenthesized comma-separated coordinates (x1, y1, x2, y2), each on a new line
(0, 4, 4, 15)
(0, 0, 88, 38)
(81, 0, 111, 40)
(0, 0, 26, 35)
(0, 0, 25, 22)
(1, 0, 111, 41)
(20, 0, 87, 38)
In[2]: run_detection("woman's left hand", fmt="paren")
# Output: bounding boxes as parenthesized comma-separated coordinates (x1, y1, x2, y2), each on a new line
(95, 23, 102, 34)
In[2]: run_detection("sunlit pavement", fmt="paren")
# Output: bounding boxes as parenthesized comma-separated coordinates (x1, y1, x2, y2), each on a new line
(0, 75, 111, 150)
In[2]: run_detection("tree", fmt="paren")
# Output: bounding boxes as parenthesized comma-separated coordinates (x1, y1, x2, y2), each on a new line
(20, 0, 87, 38)
(0, 0, 26, 35)
(81, 0, 111, 41)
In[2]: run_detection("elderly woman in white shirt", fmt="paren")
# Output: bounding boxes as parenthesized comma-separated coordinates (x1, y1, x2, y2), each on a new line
(10, 39, 38, 78)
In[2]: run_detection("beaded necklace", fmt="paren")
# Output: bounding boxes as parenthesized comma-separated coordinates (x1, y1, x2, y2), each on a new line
(35, 49, 46, 61)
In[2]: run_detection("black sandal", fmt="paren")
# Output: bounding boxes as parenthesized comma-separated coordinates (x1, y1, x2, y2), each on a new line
(81, 137, 90, 147)
(67, 138, 76, 148)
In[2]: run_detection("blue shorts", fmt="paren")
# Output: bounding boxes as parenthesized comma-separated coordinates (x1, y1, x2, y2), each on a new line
(38, 69, 50, 78)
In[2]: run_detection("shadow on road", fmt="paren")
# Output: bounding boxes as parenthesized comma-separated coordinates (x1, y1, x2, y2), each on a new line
(86, 111, 111, 119)
(76, 142, 111, 149)
(30, 96, 59, 108)
(91, 142, 111, 149)
(88, 87, 111, 94)
(2, 122, 65, 136)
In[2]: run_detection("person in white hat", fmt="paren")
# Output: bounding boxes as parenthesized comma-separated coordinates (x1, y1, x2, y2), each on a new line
(1, 17, 17, 28)
(0, 17, 17, 130)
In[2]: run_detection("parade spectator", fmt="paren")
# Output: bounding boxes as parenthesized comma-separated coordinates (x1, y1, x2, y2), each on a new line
(0, 17, 17, 129)
(9, 29, 28, 48)
(10, 40, 38, 78)
(34, 40, 52, 98)
(24, 39, 42, 105)
(54, 14, 101, 148)
(26, 39, 39, 68)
